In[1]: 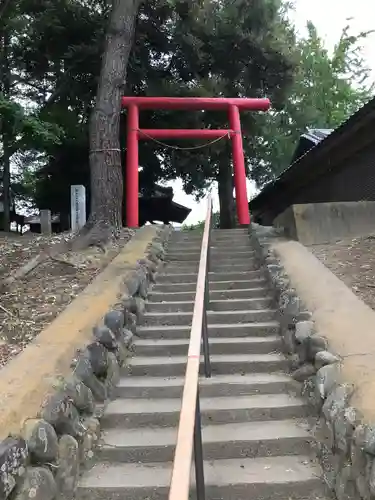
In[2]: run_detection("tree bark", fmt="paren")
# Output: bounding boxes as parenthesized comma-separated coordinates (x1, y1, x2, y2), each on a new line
(2, 135, 11, 232)
(217, 160, 235, 229)
(88, 0, 140, 229)
(1, 31, 11, 232)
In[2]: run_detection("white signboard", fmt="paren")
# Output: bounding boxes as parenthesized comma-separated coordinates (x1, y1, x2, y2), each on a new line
(70, 185, 86, 232)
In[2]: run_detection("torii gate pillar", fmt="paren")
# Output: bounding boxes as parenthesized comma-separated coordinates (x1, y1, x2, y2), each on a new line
(122, 96, 271, 227)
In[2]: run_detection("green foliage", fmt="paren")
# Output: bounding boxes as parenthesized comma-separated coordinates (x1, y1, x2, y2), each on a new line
(182, 212, 220, 231)
(0, 93, 63, 149)
(252, 21, 374, 183)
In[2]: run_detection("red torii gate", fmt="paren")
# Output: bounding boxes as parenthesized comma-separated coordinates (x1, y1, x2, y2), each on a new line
(121, 96, 270, 227)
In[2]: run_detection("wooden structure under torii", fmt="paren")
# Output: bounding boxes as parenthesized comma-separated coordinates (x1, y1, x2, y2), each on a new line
(121, 96, 271, 228)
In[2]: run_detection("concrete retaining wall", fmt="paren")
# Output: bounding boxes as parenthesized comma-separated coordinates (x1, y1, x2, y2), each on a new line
(249, 223, 375, 500)
(0, 225, 172, 500)
(274, 201, 375, 245)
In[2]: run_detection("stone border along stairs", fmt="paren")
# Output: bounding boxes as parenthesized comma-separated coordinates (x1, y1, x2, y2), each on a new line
(250, 223, 375, 500)
(75, 227, 333, 500)
(0, 225, 171, 500)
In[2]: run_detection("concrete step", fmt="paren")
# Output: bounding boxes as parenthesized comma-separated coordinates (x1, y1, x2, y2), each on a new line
(78, 455, 327, 500)
(168, 239, 252, 248)
(151, 278, 268, 293)
(146, 297, 273, 313)
(165, 256, 257, 265)
(167, 249, 254, 261)
(133, 336, 282, 356)
(148, 286, 271, 302)
(152, 277, 268, 293)
(143, 309, 276, 326)
(137, 321, 280, 339)
(169, 229, 249, 240)
(164, 262, 260, 273)
(98, 419, 313, 463)
(171, 235, 251, 244)
(126, 353, 287, 377)
(101, 393, 309, 428)
(115, 372, 294, 399)
(167, 246, 255, 256)
(156, 270, 264, 283)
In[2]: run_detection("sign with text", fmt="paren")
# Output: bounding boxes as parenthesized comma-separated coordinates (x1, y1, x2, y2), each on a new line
(70, 185, 86, 232)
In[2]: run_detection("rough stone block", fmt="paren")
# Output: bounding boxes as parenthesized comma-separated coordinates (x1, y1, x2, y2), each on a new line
(79, 417, 100, 464)
(307, 335, 329, 361)
(94, 325, 124, 366)
(334, 407, 359, 455)
(104, 310, 125, 339)
(322, 384, 354, 422)
(315, 350, 341, 370)
(55, 435, 80, 499)
(21, 419, 58, 464)
(315, 363, 341, 400)
(316, 441, 341, 490)
(55, 375, 95, 415)
(138, 257, 157, 276)
(123, 272, 141, 296)
(130, 296, 146, 322)
(121, 328, 133, 348)
(125, 311, 137, 335)
(351, 442, 372, 500)
(86, 342, 109, 378)
(301, 376, 321, 409)
(315, 417, 335, 450)
(289, 353, 301, 370)
(93, 325, 117, 351)
(366, 456, 375, 498)
(138, 277, 148, 300)
(295, 320, 314, 343)
(292, 363, 316, 382)
(72, 353, 107, 402)
(0, 437, 28, 499)
(105, 352, 120, 397)
(297, 311, 313, 322)
(40, 392, 86, 438)
(11, 467, 57, 500)
(282, 328, 295, 355)
(354, 424, 375, 455)
(335, 462, 357, 500)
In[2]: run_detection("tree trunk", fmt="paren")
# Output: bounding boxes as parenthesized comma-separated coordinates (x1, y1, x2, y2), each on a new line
(1, 31, 11, 232)
(88, 0, 140, 229)
(217, 160, 235, 229)
(2, 135, 11, 232)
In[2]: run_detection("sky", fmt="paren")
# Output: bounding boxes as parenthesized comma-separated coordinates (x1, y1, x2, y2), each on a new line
(166, 0, 375, 226)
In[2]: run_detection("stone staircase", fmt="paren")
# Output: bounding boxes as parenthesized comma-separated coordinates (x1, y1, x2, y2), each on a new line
(77, 228, 329, 500)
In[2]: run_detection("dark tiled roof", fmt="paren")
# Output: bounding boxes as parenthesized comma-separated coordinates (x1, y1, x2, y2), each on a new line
(290, 128, 333, 164)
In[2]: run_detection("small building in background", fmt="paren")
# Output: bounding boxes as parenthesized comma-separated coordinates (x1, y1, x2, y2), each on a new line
(249, 97, 375, 244)
(22, 183, 191, 234)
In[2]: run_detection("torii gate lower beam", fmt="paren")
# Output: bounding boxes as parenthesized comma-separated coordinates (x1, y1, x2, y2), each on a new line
(121, 96, 270, 228)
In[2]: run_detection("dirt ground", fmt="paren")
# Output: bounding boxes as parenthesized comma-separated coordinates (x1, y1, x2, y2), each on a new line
(309, 234, 375, 312)
(0, 230, 133, 368)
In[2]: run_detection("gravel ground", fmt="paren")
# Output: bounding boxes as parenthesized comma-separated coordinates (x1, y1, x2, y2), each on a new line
(0, 229, 134, 368)
(309, 234, 375, 311)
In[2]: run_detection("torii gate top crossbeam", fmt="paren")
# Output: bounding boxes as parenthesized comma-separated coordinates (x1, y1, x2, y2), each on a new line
(121, 96, 270, 111)
(123, 95, 271, 228)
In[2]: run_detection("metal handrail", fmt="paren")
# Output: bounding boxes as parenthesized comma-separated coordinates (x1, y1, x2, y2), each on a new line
(168, 195, 213, 500)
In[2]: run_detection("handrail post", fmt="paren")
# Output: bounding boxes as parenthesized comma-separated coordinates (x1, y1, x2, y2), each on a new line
(202, 198, 212, 379)
(194, 389, 206, 500)
(202, 287, 211, 378)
